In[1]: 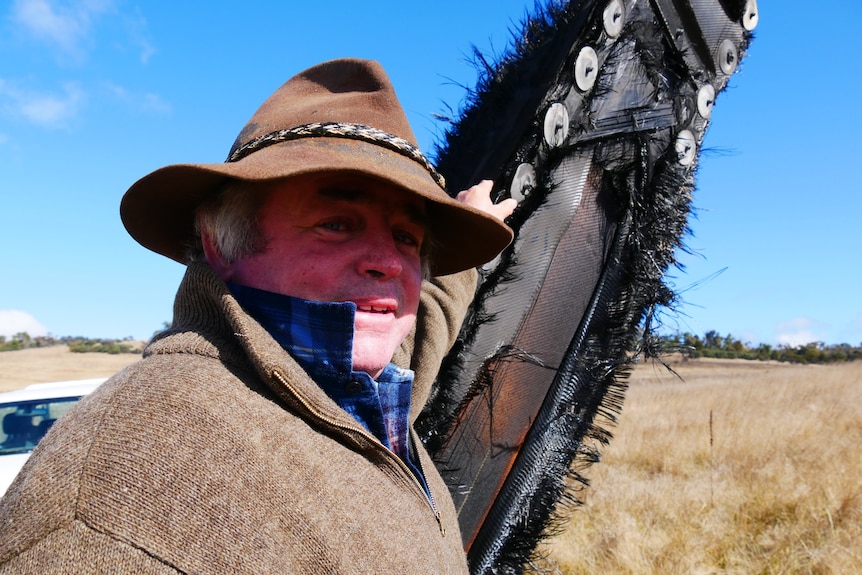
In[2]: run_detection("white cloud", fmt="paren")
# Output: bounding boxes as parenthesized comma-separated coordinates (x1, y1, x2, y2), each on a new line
(103, 81, 170, 114)
(4, 2, 157, 128)
(776, 317, 822, 347)
(12, 0, 114, 58)
(21, 82, 84, 126)
(138, 39, 155, 64)
(11, 0, 155, 65)
(13, 0, 83, 52)
(0, 79, 85, 128)
(125, 7, 155, 64)
(0, 310, 49, 339)
(139, 92, 170, 113)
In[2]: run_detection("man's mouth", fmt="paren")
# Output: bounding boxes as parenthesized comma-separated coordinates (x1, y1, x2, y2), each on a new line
(356, 304, 394, 314)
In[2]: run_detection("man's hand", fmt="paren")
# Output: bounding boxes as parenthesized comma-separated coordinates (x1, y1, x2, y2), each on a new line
(456, 180, 518, 222)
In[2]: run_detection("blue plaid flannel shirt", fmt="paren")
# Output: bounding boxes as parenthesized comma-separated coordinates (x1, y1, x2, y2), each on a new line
(229, 283, 427, 488)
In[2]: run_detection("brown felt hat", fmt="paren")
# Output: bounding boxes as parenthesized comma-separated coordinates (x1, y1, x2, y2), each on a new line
(120, 58, 513, 276)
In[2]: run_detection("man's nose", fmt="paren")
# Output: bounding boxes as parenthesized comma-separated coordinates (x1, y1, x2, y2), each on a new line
(358, 231, 404, 279)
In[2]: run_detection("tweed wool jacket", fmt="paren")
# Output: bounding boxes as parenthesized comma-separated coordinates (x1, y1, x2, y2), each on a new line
(0, 263, 477, 574)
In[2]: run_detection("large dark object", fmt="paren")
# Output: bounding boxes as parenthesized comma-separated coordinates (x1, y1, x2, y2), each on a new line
(417, 0, 756, 572)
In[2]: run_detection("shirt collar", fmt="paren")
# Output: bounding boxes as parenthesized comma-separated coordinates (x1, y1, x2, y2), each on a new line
(227, 281, 421, 483)
(226, 282, 412, 386)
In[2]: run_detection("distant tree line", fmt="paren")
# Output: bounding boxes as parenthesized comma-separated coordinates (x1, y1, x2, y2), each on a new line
(3, 330, 861, 364)
(659, 330, 862, 364)
(0, 333, 143, 354)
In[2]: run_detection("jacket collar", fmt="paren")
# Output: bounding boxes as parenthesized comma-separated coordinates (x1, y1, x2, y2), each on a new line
(145, 262, 375, 441)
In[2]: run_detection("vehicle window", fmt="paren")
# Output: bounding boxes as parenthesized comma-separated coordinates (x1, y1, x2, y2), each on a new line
(0, 397, 83, 455)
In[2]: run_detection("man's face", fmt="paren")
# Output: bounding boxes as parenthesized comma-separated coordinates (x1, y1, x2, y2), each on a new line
(212, 173, 426, 378)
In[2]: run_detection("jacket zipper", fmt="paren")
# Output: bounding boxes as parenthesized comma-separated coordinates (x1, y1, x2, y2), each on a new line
(272, 370, 445, 536)
(409, 431, 445, 536)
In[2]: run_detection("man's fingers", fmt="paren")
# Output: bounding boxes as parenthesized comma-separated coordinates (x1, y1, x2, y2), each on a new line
(456, 180, 518, 222)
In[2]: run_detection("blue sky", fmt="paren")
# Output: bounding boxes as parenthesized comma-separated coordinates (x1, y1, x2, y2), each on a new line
(1, 1, 860, 347)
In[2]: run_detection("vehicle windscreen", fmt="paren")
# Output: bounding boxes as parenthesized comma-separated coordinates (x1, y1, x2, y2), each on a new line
(0, 396, 82, 455)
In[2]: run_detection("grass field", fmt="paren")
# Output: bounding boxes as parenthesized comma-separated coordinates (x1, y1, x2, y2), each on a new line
(0, 345, 141, 392)
(2, 348, 859, 572)
(539, 359, 862, 574)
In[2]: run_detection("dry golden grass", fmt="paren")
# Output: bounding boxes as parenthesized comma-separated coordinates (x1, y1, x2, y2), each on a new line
(0, 346, 142, 392)
(3, 348, 860, 572)
(539, 359, 862, 574)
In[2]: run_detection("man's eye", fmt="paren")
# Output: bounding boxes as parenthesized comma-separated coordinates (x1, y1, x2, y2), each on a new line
(395, 232, 421, 248)
(320, 220, 347, 232)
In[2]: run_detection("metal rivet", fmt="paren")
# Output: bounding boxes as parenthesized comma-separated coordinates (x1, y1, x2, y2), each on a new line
(510, 163, 536, 203)
(742, 0, 759, 31)
(575, 46, 599, 92)
(718, 39, 738, 75)
(543, 103, 570, 148)
(603, 0, 625, 38)
(697, 84, 716, 119)
(481, 253, 502, 274)
(675, 130, 696, 166)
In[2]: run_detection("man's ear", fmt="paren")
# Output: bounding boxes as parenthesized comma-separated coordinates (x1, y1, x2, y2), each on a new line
(200, 230, 235, 282)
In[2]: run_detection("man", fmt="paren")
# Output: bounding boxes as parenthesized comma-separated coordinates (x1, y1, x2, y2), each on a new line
(0, 59, 514, 573)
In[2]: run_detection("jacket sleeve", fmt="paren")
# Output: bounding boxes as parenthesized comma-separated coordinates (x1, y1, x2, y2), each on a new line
(0, 520, 183, 575)
(393, 268, 478, 422)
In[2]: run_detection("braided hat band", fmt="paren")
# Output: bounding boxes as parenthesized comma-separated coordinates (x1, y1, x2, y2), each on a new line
(227, 122, 447, 191)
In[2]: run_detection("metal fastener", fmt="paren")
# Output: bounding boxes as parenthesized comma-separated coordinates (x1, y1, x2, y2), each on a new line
(510, 163, 537, 203)
(675, 130, 696, 166)
(718, 39, 738, 75)
(603, 0, 625, 38)
(697, 84, 716, 119)
(575, 46, 599, 92)
(543, 103, 570, 148)
(742, 0, 759, 31)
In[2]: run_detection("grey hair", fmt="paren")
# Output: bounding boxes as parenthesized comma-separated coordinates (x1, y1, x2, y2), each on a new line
(188, 180, 271, 264)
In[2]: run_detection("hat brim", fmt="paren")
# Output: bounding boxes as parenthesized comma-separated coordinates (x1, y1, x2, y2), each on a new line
(121, 138, 513, 276)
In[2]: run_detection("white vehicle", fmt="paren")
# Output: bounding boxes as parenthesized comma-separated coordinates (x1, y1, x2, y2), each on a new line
(0, 378, 105, 496)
